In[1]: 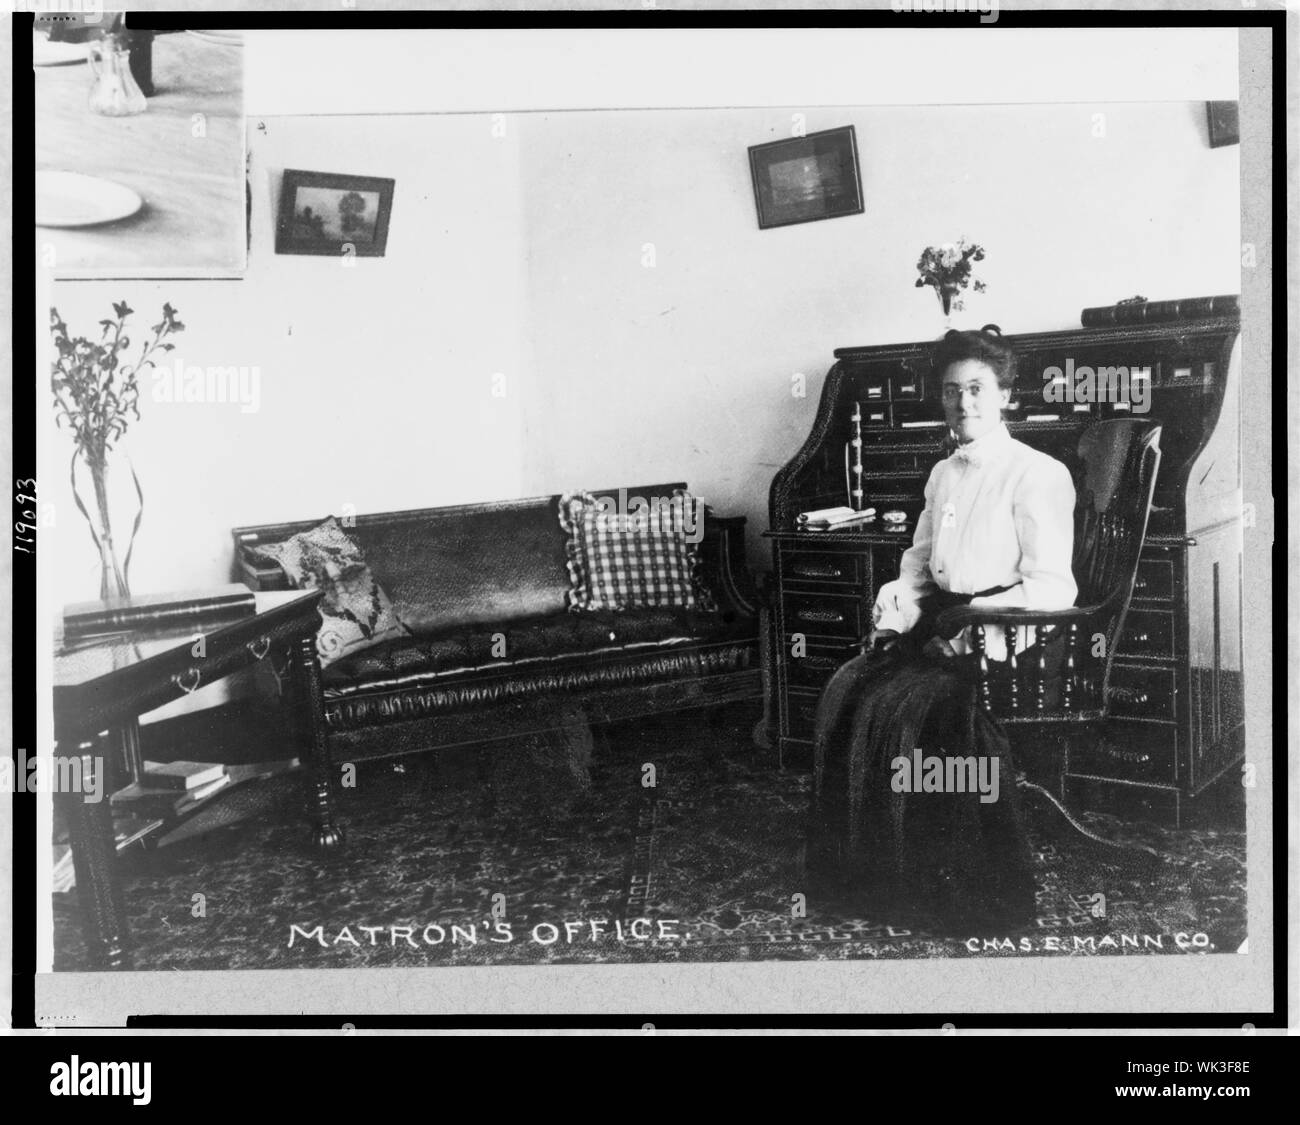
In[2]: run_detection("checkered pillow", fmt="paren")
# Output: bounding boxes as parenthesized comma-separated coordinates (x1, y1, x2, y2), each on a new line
(558, 490, 713, 612)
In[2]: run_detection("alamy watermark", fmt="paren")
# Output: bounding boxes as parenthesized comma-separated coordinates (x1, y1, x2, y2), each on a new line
(589, 488, 704, 543)
(891, 0, 1000, 25)
(26, 0, 105, 20)
(151, 356, 261, 414)
(891, 748, 1000, 804)
(1042, 358, 1152, 414)
(2, 748, 105, 802)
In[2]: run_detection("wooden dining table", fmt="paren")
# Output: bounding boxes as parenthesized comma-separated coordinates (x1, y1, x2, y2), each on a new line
(34, 31, 246, 277)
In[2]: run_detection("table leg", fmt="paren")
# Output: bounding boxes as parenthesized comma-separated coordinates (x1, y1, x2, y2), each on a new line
(288, 634, 344, 850)
(117, 719, 143, 786)
(58, 736, 132, 970)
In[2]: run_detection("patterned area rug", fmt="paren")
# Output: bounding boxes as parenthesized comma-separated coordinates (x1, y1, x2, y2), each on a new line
(52, 706, 1246, 970)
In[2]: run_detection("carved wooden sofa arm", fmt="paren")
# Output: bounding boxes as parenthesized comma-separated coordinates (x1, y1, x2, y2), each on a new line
(698, 511, 761, 621)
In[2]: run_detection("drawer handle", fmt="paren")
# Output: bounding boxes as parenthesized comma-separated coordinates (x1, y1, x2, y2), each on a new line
(1134, 578, 1147, 591)
(1107, 687, 1149, 705)
(1102, 746, 1151, 764)
(1132, 633, 1150, 645)
(796, 609, 845, 625)
(792, 563, 844, 579)
(172, 668, 202, 694)
(798, 657, 841, 672)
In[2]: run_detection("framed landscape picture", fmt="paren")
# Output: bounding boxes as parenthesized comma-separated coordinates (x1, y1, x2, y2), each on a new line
(748, 125, 864, 230)
(275, 169, 395, 257)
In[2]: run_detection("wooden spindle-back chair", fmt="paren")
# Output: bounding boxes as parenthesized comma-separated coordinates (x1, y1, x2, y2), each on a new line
(932, 419, 1162, 728)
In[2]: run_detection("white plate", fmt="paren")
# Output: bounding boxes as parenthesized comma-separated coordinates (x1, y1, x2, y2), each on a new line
(186, 30, 244, 46)
(36, 171, 144, 228)
(33, 34, 89, 66)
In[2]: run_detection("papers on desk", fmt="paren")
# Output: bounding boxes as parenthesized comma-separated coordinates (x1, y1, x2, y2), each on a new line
(798, 506, 877, 531)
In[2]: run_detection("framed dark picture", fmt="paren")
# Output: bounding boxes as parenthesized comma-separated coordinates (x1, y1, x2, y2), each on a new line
(275, 169, 395, 257)
(1206, 101, 1239, 148)
(748, 125, 864, 230)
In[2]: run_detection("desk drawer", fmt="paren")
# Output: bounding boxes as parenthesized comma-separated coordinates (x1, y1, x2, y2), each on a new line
(1107, 663, 1177, 721)
(780, 549, 865, 589)
(1117, 609, 1176, 659)
(859, 376, 888, 402)
(891, 372, 925, 400)
(781, 590, 868, 639)
(1070, 722, 1178, 786)
(782, 690, 823, 742)
(1131, 556, 1175, 601)
(786, 645, 853, 692)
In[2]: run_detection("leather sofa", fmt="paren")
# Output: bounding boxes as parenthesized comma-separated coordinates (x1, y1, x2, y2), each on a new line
(231, 482, 762, 766)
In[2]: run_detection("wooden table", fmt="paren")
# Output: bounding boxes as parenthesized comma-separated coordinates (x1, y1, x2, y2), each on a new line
(53, 591, 340, 970)
(34, 31, 245, 277)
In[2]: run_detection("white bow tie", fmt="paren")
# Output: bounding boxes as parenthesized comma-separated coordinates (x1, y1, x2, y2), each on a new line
(950, 446, 983, 467)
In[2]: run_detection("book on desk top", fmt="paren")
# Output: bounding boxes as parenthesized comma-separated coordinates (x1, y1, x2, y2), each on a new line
(1079, 293, 1238, 328)
(62, 584, 255, 639)
(141, 759, 228, 791)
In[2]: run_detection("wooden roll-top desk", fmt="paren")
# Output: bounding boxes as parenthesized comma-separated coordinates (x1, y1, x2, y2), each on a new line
(765, 299, 1243, 824)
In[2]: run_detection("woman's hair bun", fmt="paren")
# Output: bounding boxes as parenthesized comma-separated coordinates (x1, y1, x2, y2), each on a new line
(931, 323, 1018, 389)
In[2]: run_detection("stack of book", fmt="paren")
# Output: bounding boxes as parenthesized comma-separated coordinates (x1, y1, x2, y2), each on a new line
(797, 505, 877, 531)
(110, 760, 232, 819)
(62, 584, 256, 641)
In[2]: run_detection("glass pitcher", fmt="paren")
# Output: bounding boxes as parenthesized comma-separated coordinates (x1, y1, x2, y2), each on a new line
(88, 36, 147, 117)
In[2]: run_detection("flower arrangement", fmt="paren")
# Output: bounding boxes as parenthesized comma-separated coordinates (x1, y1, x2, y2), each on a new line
(915, 239, 987, 315)
(50, 301, 185, 598)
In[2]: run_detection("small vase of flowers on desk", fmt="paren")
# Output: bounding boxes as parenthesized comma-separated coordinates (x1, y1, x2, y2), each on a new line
(916, 239, 987, 324)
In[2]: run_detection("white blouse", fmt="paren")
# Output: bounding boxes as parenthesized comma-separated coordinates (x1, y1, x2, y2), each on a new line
(873, 422, 1078, 660)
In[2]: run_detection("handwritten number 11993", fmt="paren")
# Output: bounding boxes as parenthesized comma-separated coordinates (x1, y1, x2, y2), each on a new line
(15, 479, 36, 555)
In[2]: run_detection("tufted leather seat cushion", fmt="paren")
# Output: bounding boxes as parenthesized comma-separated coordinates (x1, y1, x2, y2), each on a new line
(322, 607, 746, 697)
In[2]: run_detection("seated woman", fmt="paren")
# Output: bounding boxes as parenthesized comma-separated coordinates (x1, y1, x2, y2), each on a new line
(806, 326, 1077, 930)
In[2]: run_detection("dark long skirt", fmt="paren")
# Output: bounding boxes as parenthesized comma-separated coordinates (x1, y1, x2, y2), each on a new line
(806, 641, 1039, 929)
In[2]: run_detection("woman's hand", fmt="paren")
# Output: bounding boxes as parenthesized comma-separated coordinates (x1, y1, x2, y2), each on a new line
(867, 628, 901, 653)
(922, 635, 957, 660)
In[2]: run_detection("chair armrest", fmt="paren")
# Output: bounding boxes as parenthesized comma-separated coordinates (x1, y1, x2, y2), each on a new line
(699, 511, 760, 619)
(933, 602, 1106, 638)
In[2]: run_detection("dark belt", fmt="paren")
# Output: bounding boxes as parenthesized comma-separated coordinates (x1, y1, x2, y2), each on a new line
(916, 582, 1022, 639)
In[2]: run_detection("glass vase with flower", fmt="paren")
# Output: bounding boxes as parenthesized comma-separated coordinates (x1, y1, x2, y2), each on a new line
(915, 239, 988, 328)
(50, 301, 185, 600)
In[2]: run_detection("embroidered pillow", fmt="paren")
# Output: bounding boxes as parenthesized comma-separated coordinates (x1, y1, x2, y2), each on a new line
(246, 516, 407, 665)
(558, 490, 714, 612)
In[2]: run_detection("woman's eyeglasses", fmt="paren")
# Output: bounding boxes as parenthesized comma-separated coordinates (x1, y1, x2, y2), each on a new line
(941, 383, 996, 402)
